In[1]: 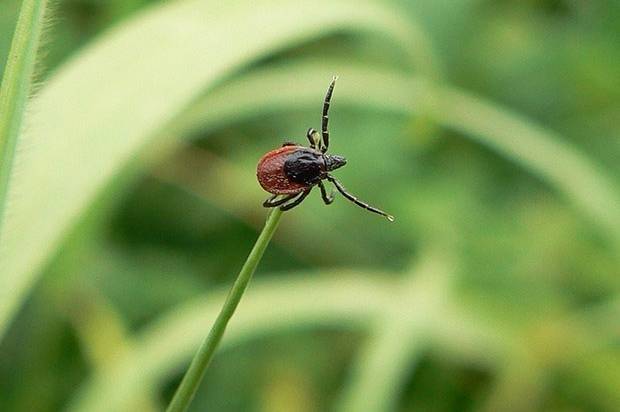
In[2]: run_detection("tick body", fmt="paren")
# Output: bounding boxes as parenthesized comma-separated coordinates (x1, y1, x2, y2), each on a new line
(256, 77, 394, 221)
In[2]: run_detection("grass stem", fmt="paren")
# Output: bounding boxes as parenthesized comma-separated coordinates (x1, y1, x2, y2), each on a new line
(0, 0, 48, 235)
(166, 207, 283, 412)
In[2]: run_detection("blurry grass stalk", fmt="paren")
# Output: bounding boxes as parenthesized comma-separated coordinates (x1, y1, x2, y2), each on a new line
(0, 0, 48, 234)
(177, 62, 620, 248)
(166, 207, 283, 412)
(70, 287, 159, 412)
(337, 253, 452, 412)
(0, 0, 422, 344)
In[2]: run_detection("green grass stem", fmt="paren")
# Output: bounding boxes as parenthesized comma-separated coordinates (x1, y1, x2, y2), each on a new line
(0, 0, 48, 235)
(166, 207, 283, 412)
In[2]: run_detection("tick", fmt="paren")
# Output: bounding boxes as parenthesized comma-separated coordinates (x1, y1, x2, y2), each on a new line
(256, 77, 394, 221)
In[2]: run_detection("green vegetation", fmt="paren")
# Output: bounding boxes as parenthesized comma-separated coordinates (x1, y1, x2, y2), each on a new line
(0, 0, 619, 411)
(167, 208, 283, 412)
(0, 0, 48, 235)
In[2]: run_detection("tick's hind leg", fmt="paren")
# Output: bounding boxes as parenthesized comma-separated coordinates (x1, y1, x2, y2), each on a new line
(263, 193, 297, 208)
(280, 189, 311, 211)
(318, 181, 334, 205)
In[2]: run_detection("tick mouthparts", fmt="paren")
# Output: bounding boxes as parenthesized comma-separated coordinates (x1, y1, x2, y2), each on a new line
(325, 155, 346, 171)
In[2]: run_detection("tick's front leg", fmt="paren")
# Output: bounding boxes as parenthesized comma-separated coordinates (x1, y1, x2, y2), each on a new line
(280, 189, 311, 211)
(263, 194, 297, 208)
(318, 181, 334, 205)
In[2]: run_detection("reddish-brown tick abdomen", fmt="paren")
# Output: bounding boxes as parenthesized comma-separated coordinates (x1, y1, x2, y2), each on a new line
(257, 145, 308, 194)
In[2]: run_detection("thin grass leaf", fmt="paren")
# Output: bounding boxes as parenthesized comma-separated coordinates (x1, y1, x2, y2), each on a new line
(69, 288, 159, 412)
(0, 0, 427, 340)
(0, 0, 49, 233)
(70, 268, 533, 412)
(167, 208, 283, 412)
(72, 264, 619, 411)
(429, 86, 620, 249)
(67, 272, 395, 412)
(335, 254, 453, 412)
(175, 61, 620, 248)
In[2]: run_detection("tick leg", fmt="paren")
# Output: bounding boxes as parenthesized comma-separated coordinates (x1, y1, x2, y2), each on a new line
(326, 175, 394, 221)
(282, 141, 298, 147)
(280, 188, 312, 211)
(306, 128, 321, 150)
(318, 181, 334, 205)
(321, 76, 337, 153)
(263, 193, 298, 208)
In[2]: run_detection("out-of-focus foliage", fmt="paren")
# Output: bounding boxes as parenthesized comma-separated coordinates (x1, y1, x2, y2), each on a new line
(0, 0, 619, 411)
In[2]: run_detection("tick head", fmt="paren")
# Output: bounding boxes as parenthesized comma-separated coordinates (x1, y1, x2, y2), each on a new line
(325, 154, 347, 171)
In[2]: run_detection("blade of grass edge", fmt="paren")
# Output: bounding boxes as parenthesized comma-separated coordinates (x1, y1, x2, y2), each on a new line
(0, 0, 48, 236)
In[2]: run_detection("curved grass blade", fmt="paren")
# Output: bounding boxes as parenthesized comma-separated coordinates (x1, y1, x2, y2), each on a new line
(67, 272, 395, 412)
(69, 287, 159, 412)
(335, 254, 453, 412)
(429, 86, 620, 248)
(0, 0, 427, 341)
(69, 269, 620, 412)
(0, 0, 49, 234)
(176, 61, 620, 248)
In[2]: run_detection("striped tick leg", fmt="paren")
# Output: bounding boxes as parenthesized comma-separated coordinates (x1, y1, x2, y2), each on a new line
(263, 193, 298, 208)
(280, 189, 312, 211)
(318, 181, 334, 204)
(326, 174, 394, 221)
(321, 76, 337, 152)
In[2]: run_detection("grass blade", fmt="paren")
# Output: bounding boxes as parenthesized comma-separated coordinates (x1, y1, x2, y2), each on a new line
(69, 288, 159, 412)
(68, 268, 509, 412)
(336, 255, 452, 412)
(429, 86, 620, 248)
(0, 0, 48, 233)
(176, 62, 620, 248)
(166, 208, 283, 412)
(0, 0, 422, 341)
(68, 272, 395, 412)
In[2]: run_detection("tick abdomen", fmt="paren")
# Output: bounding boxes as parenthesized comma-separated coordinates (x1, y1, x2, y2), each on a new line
(256, 145, 313, 194)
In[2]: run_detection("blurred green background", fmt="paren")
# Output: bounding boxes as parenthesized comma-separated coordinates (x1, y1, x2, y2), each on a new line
(1, 0, 619, 411)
